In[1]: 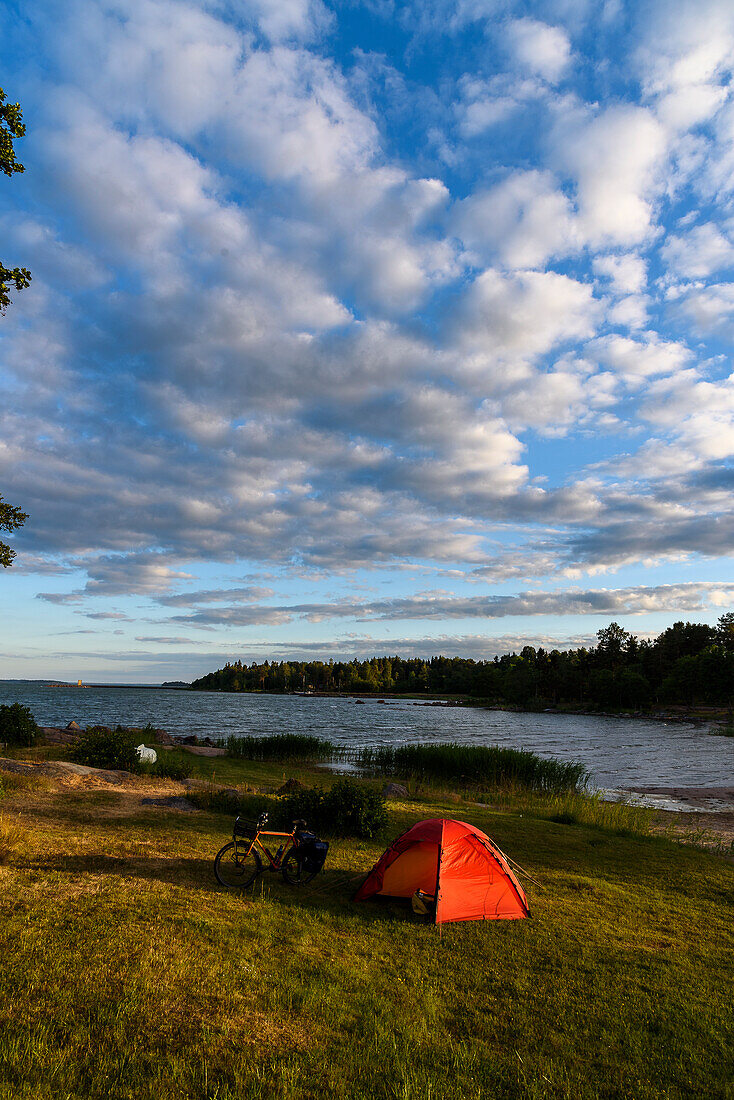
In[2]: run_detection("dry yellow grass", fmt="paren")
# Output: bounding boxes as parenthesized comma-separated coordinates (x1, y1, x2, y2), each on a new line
(0, 813, 27, 864)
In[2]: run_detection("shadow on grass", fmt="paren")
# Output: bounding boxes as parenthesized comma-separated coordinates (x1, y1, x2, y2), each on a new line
(18, 852, 218, 891)
(246, 869, 422, 923)
(16, 853, 387, 912)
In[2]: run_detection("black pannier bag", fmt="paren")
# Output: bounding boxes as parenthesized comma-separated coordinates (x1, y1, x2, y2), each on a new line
(300, 837, 329, 874)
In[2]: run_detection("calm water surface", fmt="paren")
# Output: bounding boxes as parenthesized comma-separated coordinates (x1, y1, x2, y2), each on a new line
(1, 680, 732, 789)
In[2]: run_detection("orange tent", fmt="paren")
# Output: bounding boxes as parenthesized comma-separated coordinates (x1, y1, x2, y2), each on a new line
(354, 818, 530, 924)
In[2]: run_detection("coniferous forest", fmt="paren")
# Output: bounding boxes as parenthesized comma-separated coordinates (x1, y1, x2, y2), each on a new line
(191, 616, 734, 711)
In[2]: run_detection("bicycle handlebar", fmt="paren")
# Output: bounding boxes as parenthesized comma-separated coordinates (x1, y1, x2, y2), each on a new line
(236, 812, 307, 835)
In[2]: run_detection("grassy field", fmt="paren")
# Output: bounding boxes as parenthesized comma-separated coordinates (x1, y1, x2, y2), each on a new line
(0, 753, 732, 1100)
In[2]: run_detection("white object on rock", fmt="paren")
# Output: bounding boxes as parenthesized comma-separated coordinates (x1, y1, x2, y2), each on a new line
(136, 744, 157, 764)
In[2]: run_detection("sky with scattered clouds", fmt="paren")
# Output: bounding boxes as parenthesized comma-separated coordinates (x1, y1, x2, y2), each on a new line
(1, 0, 733, 682)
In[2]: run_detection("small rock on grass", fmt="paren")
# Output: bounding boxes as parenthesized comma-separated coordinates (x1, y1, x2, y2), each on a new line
(382, 782, 409, 799)
(277, 778, 304, 794)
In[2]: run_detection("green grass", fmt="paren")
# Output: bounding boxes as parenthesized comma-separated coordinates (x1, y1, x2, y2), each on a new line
(356, 742, 587, 792)
(0, 758, 732, 1099)
(0, 743, 70, 762)
(172, 750, 336, 791)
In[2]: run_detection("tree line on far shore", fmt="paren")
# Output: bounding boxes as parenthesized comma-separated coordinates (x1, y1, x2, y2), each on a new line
(190, 616, 734, 710)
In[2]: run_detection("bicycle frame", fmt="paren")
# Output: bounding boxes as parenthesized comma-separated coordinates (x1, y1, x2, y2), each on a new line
(236, 827, 299, 871)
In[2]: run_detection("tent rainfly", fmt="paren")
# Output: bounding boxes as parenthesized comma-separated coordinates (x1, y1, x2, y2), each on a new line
(354, 817, 530, 924)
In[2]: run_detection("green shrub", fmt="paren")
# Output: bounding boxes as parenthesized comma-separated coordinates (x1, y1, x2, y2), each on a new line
(278, 785, 325, 825)
(189, 777, 388, 839)
(0, 703, 39, 748)
(74, 726, 181, 773)
(73, 726, 141, 771)
(325, 778, 389, 838)
(148, 756, 193, 780)
(281, 778, 388, 838)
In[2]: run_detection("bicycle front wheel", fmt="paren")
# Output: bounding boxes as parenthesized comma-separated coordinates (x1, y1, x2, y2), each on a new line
(281, 847, 318, 886)
(214, 841, 262, 889)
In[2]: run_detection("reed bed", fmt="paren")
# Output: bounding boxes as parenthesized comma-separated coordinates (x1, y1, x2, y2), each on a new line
(224, 736, 587, 791)
(225, 732, 338, 761)
(489, 789, 655, 835)
(355, 742, 587, 792)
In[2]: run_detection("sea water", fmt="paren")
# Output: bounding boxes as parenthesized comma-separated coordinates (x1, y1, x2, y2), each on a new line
(1, 680, 732, 792)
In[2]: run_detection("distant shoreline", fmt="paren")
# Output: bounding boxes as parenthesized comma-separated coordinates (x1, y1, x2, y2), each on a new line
(189, 687, 728, 725)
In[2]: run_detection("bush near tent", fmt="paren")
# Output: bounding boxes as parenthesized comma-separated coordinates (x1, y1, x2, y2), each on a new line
(354, 818, 530, 924)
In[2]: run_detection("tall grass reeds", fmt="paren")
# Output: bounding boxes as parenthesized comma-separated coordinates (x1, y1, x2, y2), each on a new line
(225, 733, 338, 762)
(492, 789, 654, 835)
(356, 742, 587, 792)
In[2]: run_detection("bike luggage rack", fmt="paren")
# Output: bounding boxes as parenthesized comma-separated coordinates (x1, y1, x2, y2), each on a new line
(233, 817, 257, 838)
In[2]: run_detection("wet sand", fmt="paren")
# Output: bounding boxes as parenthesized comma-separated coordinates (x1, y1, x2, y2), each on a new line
(622, 786, 734, 853)
(625, 785, 734, 810)
(629, 785, 734, 799)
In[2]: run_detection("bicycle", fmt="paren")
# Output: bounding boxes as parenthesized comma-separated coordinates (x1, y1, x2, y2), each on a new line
(214, 813, 327, 889)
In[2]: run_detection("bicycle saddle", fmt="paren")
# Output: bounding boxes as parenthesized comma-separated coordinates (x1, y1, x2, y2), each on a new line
(292, 818, 307, 828)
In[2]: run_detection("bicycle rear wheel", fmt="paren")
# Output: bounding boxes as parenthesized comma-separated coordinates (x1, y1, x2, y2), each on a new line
(281, 847, 318, 886)
(214, 841, 262, 889)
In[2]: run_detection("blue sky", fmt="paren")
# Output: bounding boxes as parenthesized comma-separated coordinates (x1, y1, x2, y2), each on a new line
(1, 0, 734, 683)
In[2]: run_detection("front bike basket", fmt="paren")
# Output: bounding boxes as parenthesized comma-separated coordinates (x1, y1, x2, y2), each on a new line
(233, 816, 257, 838)
(233, 811, 268, 838)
